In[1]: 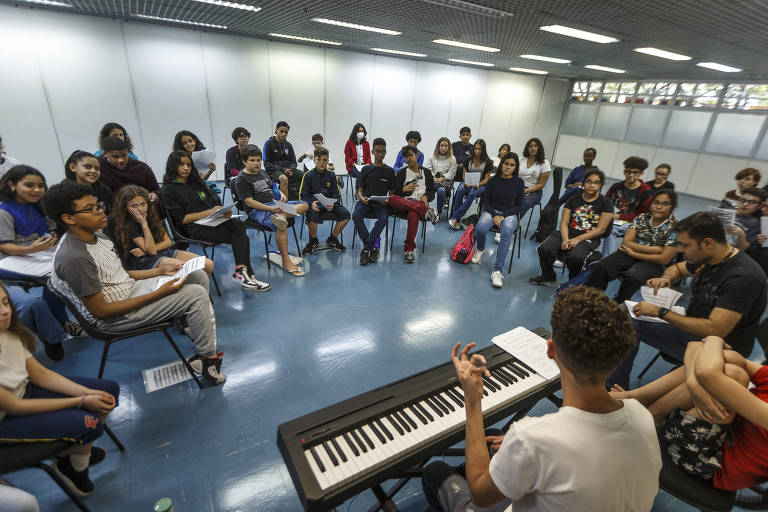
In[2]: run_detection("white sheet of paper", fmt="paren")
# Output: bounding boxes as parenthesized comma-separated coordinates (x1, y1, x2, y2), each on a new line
(491, 326, 560, 380)
(625, 300, 686, 323)
(366, 195, 389, 204)
(193, 204, 235, 227)
(314, 193, 338, 208)
(302, 155, 316, 170)
(191, 150, 216, 170)
(142, 358, 194, 393)
(640, 285, 683, 309)
(761, 217, 768, 248)
(613, 219, 628, 226)
(0, 248, 55, 277)
(709, 206, 737, 245)
(274, 201, 298, 216)
(464, 172, 480, 187)
(355, 163, 363, 173)
(154, 256, 206, 290)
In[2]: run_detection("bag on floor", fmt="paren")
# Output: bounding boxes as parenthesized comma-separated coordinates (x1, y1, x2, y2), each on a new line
(451, 224, 475, 264)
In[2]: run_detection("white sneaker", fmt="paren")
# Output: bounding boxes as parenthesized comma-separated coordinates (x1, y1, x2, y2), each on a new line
(471, 249, 484, 264)
(448, 218, 461, 230)
(553, 259, 565, 268)
(246, 273, 271, 292)
(494, 233, 501, 244)
(491, 270, 503, 288)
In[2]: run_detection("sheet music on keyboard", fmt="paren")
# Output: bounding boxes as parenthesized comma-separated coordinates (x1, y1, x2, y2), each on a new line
(492, 327, 560, 380)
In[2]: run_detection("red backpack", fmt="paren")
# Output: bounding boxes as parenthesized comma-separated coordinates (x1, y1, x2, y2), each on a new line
(451, 224, 475, 264)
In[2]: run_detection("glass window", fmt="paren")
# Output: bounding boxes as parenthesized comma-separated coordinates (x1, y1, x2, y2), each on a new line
(635, 82, 656, 104)
(722, 84, 746, 109)
(571, 81, 590, 102)
(653, 83, 677, 106)
(619, 82, 636, 103)
(587, 81, 603, 102)
(692, 83, 723, 108)
(743, 84, 768, 111)
(602, 82, 620, 103)
(675, 82, 697, 106)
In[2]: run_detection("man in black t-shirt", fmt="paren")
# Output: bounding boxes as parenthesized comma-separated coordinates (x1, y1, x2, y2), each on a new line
(530, 169, 613, 284)
(352, 138, 395, 266)
(451, 126, 473, 182)
(608, 212, 768, 390)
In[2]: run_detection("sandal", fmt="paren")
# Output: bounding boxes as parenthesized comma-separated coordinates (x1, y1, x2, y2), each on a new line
(286, 267, 305, 277)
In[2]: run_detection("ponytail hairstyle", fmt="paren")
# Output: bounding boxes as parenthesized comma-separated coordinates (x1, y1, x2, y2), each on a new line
(111, 185, 167, 259)
(98, 122, 134, 152)
(173, 130, 206, 153)
(64, 150, 98, 181)
(0, 282, 37, 353)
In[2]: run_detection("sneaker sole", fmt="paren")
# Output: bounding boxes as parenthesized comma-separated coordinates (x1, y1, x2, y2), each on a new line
(242, 284, 271, 292)
(52, 460, 92, 498)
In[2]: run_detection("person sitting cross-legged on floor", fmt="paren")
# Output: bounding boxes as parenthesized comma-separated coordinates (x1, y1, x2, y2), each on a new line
(421, 286, 661, 512)
(471, 152, 524, 289)
(299, 146, 349, 255)
(42, 181, 226, 385)
(585, 189, 678, 303)
(530, 169, 613, 286)
(388, 145, 437, 263)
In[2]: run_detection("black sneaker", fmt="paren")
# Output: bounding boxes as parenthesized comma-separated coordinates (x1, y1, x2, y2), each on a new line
(44, 341, 64, 361)
(404, 251, 415, 263)
(202, 355, 226, 385)
(326, 235, 346, 252)
(529, 274, 556, 286)
(53, 455, 94, 497)
(369, 248, 380, 263)
(302, 237, 319, 255)
(56, 446, 107, 467)
(360, 249, 370, 266)
(63, 320, 86, 338)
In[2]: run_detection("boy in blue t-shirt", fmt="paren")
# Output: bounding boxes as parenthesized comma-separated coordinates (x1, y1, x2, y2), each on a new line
(393, 130, 424, 171)
(559, 147, 597, 205)
(299, 147, 349, 255)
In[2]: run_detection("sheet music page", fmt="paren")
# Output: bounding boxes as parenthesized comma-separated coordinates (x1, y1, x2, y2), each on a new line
(640, 285, 682, 309)
(154, 256, 206, 290)
(464, 172, 480, 187)
(625, 300, 686, 323)
(302, 151, 316, 170)
(191, 150, 216, 170)
(492, 327, 560, 380)
(708, 206, 737, 245)
(274, 201, 298, 215)
(0, 248, 55, 277)
(314, 193, 338, 208)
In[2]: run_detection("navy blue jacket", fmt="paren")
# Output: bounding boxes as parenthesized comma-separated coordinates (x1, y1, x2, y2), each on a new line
(482, 175, 525, 218)
(299, 169, 340, 204)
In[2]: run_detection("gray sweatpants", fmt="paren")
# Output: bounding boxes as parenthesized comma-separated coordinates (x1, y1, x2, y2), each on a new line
(422, 461, 511, 512)
(102, 270, 217, 357)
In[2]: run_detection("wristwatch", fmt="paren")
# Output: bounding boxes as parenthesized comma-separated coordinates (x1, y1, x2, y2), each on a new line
(658, 307, 670, 319)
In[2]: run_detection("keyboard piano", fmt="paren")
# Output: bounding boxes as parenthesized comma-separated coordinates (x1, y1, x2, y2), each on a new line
(278, 329, 561, 511)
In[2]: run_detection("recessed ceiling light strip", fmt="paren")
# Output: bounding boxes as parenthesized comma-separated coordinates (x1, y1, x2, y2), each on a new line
(540, 24, 619, 44)
(312, 18, 400, 35)
(419, 0, 513, 18)
(584, 64, 626, 73)
(520, 54, 570, 64)
(449, 58, 494, 67)
(634, 47, 691, 61)
(132, 13, 227, 29)
(433, 39, 499, 52)
(16, 0, 71, 6)
(697, 62, 742, 73)
(371, 48, 426, 57)
(509, 67, 548, 74)
(269, 33, 342, 46)
(191, 0, 261, 12)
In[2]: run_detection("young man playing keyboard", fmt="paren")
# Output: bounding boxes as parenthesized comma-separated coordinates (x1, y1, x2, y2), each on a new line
(421, 286, 661, 512)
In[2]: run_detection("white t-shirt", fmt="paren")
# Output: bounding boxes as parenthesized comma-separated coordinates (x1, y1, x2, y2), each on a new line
(489, 399, 660, 512)
(518, 158, 551, 188)
(404, 168, 426, 201)
(0, 156, 20, 175)
(0, 330, 32, 421)
(355, 144, 364, 164)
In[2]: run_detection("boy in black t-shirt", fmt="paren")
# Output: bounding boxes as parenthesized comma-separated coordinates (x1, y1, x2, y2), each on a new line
(530, 169, 614, 285)
(352, 138, 395, 265)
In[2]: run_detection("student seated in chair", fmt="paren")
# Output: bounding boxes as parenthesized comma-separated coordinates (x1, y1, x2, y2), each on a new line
(97, 136, 159, 197)
(611, 337, 768, 491)
(602, 156, 653, 255)
(585, 189, 678, 303)
(389, 145, 437, 263)
(224, 126, 250, 181)
(421, 286, 661, 512)
(608, 212, 768, 391)
(0, 283, 119, 498)
(558, 147, 598, 206)
(448, 139, 494, 230)
(297, 133, 336, 174)
(392, 130, 424, 171)
(233, 145, 309, 277)
(353, 138, 395, 266)
(299, 146, 349, 255)
(530, 169, 613, 286)
(263, 121, 303, 200)
(427, 137, 457, 221)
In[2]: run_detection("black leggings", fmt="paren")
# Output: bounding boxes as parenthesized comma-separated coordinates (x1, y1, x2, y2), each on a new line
(184, 219, 254, 274)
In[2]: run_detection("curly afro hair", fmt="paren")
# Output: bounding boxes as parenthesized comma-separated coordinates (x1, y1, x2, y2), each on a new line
(42, 180, 94, 234)
(551, 286, 636, 383)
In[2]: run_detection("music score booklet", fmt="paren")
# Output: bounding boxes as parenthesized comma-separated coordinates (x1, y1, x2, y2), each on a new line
(491, 327, 560, 380)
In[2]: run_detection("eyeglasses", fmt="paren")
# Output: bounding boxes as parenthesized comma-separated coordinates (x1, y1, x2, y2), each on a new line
(655, 171, 669, 176)
(738, 198, 761, 205)
(624, 169, 643, 175)
(583, 180, 602, 186)
(72, 202, 105, 215)
(652, 201, 672, 207)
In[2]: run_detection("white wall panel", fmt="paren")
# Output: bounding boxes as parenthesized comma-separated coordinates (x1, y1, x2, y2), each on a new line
(324, 50, 374, 167)
(267, 42, 324, 158)
(412, 61, 453, 154)
(534, 78, 569, 158)
(370, 55, 417, 167)
(123, 22, 211, 175)
(553, 135, 589, 168)
(202, 32, 271, 179)
(587, 138, 621, 177)
(499, 74, 546, 157)
(0, 6, 62, 179)
(652, 148, 699, 193)
(687, 154, 749, 199)
(446, 67, 486, 140)
(32, 11, 141, 176)
(705, 113, 765, 157)
(614, 143, 657, 180)
(478, 71, 518, 158)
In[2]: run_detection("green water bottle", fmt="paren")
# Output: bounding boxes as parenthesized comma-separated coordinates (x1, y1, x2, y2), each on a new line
(154, 498, 174, 512)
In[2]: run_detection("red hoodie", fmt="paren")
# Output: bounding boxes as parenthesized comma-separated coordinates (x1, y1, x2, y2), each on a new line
(344, 139, 371, 172)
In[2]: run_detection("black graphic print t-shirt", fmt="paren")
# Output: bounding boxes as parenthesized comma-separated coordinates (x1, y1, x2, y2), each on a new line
(564, 193, 614, 239)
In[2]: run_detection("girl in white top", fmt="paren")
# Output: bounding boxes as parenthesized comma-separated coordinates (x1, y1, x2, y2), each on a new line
(518, 137, 551, 217)
(427, 137, 457, 220)
(491, 143, 511, 169)
(0, 283, 118, 497)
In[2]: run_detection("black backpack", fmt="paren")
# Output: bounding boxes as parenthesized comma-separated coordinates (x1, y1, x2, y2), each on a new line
(532, 166, 563, 243)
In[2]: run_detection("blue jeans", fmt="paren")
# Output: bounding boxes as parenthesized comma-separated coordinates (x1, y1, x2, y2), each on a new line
(347, 167, 361, 178)
(435, 184, 450, 215)
(8, 287, 68, 344)
(451, 184, 485, 221)
(476, 212, 519, 271)
(353, 202, 388, 250)
(520, 190, 542, 219)
(602, 223, 628, 255)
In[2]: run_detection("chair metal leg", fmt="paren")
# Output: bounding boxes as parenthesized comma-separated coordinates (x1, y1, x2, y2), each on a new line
(97, 341, 112, 379)
(421, 219, 426, 253)
(162, 330, 203, 389)
(262, 231, 271, 269)
(291, 225, 301, 254)
(507, 227, 519, 274)
(222, 186, 229, 205)
(389, 217, 397, 251)
(103, 424, 125, 452)
(525, 203, 542, 239)
(202, 246, 222, 297)
(638, 351, 663, 379)
(39, 462, 91, 511)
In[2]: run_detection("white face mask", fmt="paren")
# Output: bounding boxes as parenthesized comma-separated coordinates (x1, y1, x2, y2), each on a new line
(357, 132, 365, 141)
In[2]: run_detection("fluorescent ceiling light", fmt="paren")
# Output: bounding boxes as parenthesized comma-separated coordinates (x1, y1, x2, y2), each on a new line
(697, 62, 742, 73)
(270, 33, 342, 46)
(433, 39, 500, 52)
(132, 13, 227, 29)
(312, 18, 400, 35)
(520, 54, 570, 64)
(449, 58, 494, 67)
(509, 67, 548, 75)
(584, 64, 626, 74)
(372, 48, 426, 57)
(191, 0, 261, 11)
(17, 0, 71, 6)
(420, 0, 514, 18)
(634, 47, 691, 61)
(540, 24, 619, 44)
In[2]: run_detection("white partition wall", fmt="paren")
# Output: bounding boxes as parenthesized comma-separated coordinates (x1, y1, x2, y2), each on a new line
(0, 4, 568, 183)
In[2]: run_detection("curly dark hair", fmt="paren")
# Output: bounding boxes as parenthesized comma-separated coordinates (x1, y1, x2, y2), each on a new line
(623, 156, 649, 172)
(111, 185, 167, 259)
(405, 130, 421, 143)
(173, 130, 206, 152)
(522, 137, 545, 164)
(673, 212, 726, 244)
(231, 126, 250, 142)
(98, 122, 133, 152)
(551, 286, 636, 382)
(41, 180, 93, 233)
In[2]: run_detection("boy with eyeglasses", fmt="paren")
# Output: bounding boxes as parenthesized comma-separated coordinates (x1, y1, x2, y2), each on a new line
(97, 136, 159, 197)
(602, 156, 653, 255)
(43, 181, 226, 385)
(224, 126, 251, 182)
